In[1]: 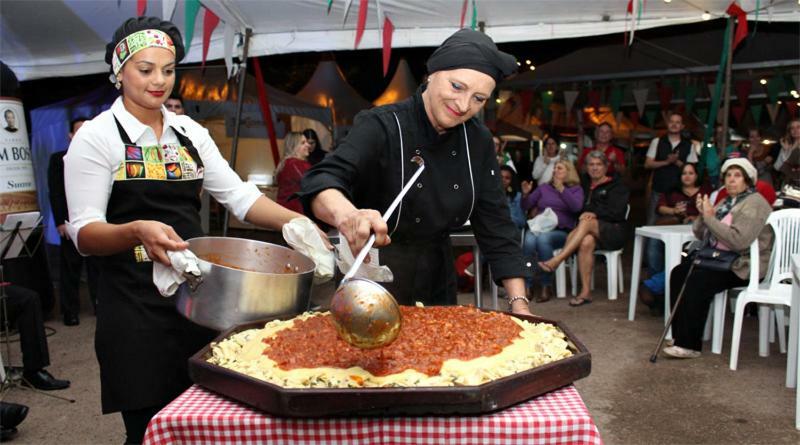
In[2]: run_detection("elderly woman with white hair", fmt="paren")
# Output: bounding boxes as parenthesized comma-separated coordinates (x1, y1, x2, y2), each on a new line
(663, 157, 774, 359)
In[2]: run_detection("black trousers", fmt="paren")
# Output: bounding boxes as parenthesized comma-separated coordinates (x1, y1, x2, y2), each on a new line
(59, 238, 99, 316)
(121, 406, 160, 444)
(1, 284, 49, 371)
(669, 257, 747, 351)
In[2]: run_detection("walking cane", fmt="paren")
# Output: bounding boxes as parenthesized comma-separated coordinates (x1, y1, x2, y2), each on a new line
(649, 255, 698, 363)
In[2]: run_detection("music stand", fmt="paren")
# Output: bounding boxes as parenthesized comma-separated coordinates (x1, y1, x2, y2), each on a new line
(0, 212, 74, 403)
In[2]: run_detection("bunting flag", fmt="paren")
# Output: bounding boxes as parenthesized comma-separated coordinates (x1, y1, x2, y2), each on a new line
(731, 105, 746, 125)
(735, 80, 752, 108)
(470, 0, 477, 31)
(684, 85, 698, 115)
(253, 58, 280, 167)
(766, 76, 785, 104)
(353, 0, 369, 48)
(791, 74, 800, 92)
(200, 8, 220, 68)
(657, 83, 673, 111)
(624, 0, 643, 45)
(587, 90, 601, 110)
(706, 82, 716, 99)
(541, 90, 554, 119)
(162, 0, 177, 20)
(787, 101, 799, 119)
(725, 1, 748, 50)
(460, 0, 469, 28)
(633, 88, 648, 115)
(750, 104, 762, 124)
(381, 16, 394, 77)
(701, 19, 732, 167)
(342, 0, 354, 24)
(184, 0, 202, 54)
(645, 109, 658, 128)
(609, 86, 624, 114)
(327, 0, 334, 15)
(696, 108, 709, 124)
(519, 90, 534, 115)
(629, 110, 640, 127)
(766, 103, 780, 123)
(137, 0, 146, 16)
(563, 90, 579, 113)
(223, 23, 235, 78)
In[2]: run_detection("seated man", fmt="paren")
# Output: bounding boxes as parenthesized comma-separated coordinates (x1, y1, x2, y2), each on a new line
(577, 123, 626, 177)
(2, 284, 70, 390)
(537, 151, 630, 306)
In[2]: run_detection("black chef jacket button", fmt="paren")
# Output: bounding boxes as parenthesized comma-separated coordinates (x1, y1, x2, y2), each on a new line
(417, 183, 423, 188)
(415, 149, 421, 155)
(455, 217, 460, 222)
(451, 150, 457, 156)
(415, 217, 421, 223)
(453, 184, 459, 190)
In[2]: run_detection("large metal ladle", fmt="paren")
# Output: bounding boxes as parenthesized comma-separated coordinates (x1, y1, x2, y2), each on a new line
(330, 156, 425, 349)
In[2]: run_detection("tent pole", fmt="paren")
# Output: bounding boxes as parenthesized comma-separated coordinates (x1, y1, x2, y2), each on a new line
(223, 28, 253, 238)
(720, 17, 734, 150)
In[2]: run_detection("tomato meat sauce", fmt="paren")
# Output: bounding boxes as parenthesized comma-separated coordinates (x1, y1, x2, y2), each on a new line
(262, 306, 522, 376)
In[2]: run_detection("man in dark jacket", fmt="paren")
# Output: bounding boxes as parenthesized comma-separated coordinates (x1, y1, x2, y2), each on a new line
(538, 151, 630, 305)
(47, 117, 97, 326)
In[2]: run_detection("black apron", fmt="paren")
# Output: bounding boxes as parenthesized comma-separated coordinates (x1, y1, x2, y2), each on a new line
(94, 117, 216, 413)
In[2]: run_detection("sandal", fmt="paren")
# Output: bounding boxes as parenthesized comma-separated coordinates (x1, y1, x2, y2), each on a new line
(537, 261, 556, 273)
(568, 297, 592, 307)
(535, 286, 553, 303)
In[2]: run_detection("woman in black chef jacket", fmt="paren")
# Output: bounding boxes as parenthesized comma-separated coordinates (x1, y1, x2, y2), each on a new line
(299, 29, 533, 315)
(63, 17, 314, 444)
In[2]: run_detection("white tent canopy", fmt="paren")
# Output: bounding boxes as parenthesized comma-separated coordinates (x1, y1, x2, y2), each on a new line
(3, 0, 798, 81)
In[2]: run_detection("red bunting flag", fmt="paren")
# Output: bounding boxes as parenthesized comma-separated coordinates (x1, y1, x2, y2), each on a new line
(201, 8, 220, 69)
(354, 0, 369, 48)
(382, 16, 394, 77)
(137, 0, 146, 16)
(731, 105, 746, 125)
(587, 90, 601, 110)
(787, 101, 799, 119)
(253, 58, 280, 167)
(725, 2, 748, 50)
(629, 111, 640, 127)
(459, 0, 469, 28)
(658, 83, 673, 111)
(735, 80, 752, 108)
(519, 90, 534, 114)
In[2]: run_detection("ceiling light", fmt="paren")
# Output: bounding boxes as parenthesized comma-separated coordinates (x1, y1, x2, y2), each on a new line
(759, 78, 768, 85)
(495, 98, 502, 104)
(664, 0, 672, 3)
(529, 66, 535, 71)
(777, 100, 783, 104)
(516, 61, 521, 66)
(701, 11, 711, 20)
(790, 90, 799, 98)
(559, 143, 567, 149)
(547, 90, 553, 95)
(525, 59, 531, 65)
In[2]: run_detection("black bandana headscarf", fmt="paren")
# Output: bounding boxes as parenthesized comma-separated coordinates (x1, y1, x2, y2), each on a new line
(426, 29, 517, 82)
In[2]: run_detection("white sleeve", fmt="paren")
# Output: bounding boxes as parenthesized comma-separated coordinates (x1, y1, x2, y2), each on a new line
(687, 141, 699, 163)
(531, 157, 546, 180)
(774, 145, 789, 171)
(646, 138, 659, 159)
(188, 122, 262, 222)
(63, 122, 114, 252)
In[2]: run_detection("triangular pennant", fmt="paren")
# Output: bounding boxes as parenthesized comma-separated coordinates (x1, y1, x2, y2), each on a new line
(658, 83, 673, 111)
(609, 85, 624, 114)
(519, 90, 534, 114)
(342, 0, 354, 24)
(587, 90, 601, 110)
(726, 1, 748, 50)
(223, 23, 235, 78)
(707, 82, 716, 99)
(749, 104, 762, 124)
(460, 0, 469, 28)
(696, 108, 709, 124)
(162, 0, 177, 20)
(470, 0, 477, 30)
(563, 90, 579, 113)
(201, 8, 220, 69)
(766, 103, 780, 123)
(541, 90, 554, 119)
(766, 76, 785, 104)
(633, 88, 648, 115)
(787, 100, 799, 119)
(629, 110, 640, 127)
(791, 74, 800, 92)
(683, 85, 698, 115)
(184, 0, 202, 53)
(731, 105, 746, 125)
(667, 78, 681, 98)
(354, 0, 369, 48)
(137, 0, 146, 16)
(327, 0, 334, 15)
(735, 80, 752, 108)
(645, 109, 658, 128)
(381, 16, 394, 77)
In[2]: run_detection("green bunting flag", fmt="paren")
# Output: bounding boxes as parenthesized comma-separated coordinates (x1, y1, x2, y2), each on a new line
(696, 107, 709, 124)
(184, 0, 202, 53)
(609, 86, 624, 115)
(540, 90, 554, 119)
(700, 18, 732, 177)
(684, 85, 698, 115)
(766, 76, 785, 105)
(750, 104, 762, 124)
(470, 0, 478, 30)
(645, 109, 658, 128)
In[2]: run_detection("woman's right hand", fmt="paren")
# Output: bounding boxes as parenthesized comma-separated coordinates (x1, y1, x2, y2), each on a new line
(336, 209, 390, 262)
(133, 220, 189, 266)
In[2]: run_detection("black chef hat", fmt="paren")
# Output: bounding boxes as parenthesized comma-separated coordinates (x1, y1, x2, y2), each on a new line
(104, 16, 185, 68)
(426, 29, 517, 83)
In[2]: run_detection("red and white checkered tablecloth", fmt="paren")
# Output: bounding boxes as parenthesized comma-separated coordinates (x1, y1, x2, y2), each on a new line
(143, 384, 602, 445)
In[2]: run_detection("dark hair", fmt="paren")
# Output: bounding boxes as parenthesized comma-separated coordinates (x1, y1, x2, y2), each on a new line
(499, 165, 520, 197)
(167, 93, 183, 104)
(105, 17, 185, 69)
(680, 162, 701, 187)
(69, 117, 90, 134)
(302, 129, 321, 149)
(3, 109, 13, 118)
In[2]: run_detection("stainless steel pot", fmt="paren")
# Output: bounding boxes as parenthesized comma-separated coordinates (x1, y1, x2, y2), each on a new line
(175, 237, 315, 331)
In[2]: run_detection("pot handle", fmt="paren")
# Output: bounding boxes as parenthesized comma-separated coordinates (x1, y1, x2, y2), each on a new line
(182, 271, 204, 292)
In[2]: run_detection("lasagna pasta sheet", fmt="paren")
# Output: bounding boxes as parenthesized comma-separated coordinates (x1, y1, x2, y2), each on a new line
(209, 311, 573, 388)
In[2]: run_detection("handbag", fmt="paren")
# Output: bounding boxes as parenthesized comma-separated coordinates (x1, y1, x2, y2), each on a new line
(691, 246, 739, 272)
(527, 208, 558, 234)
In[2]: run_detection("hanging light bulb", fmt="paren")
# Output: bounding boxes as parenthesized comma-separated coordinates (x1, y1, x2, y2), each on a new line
(663, 0, 672, 3)
(529, 66, 535, 71)
(525, 59, 532, 65)
(759, 78, 768, 85)
(701, 11, 711, 20)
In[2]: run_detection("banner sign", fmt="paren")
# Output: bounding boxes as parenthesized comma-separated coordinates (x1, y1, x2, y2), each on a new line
(0, 97, 38, 218)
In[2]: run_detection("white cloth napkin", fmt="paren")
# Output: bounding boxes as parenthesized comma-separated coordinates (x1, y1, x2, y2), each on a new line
(336, 239, 394, 283)
(282, 217, 335, 284)
(153, 249, 201, 297)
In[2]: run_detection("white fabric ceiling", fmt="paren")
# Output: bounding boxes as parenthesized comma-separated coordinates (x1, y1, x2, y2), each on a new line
(2, 0, 798, 81)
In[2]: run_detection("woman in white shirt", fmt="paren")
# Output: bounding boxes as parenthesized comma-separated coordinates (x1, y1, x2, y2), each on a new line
(64, 17, 315, 444)
(532, 136, 560, 185)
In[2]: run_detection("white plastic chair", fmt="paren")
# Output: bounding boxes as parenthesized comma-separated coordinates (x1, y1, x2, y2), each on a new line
(729, 209, 800, 371)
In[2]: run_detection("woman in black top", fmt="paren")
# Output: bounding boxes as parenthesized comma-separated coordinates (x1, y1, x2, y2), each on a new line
(300, 29, 533, 314)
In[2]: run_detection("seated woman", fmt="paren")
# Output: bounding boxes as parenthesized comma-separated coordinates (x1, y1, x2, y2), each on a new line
(531, 136, 560, 185)
(538, 151, 630, 306)
(500, 165, 527, 230)
(276, 132, 312, 214)
(520, 159, 583, 302)
(663, 158, 773, 358)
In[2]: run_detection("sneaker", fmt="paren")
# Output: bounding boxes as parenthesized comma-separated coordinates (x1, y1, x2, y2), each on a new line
(662, 345, 701, 359)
